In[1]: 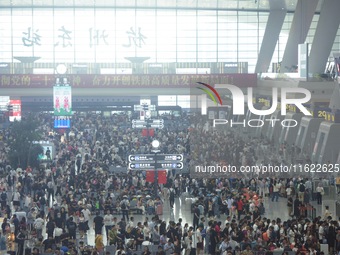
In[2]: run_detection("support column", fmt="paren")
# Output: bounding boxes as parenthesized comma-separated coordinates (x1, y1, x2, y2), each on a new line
(255, 5, 287, 73)
(308, 0, 340, 74)
(201, 94, 207, 115)
(280, 0, 319, 72)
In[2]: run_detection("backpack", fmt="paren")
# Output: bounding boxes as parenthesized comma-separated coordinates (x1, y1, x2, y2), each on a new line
(68, 221, 76, 232)
(299, 184, 305, 192)
(201, 228, 207, 239)
(1, 192, 6, 201)
(121, 201, 127, 210)
(35, 220, 43, 230)
(46, 221, 54, 232)
(217, 196, 222, 206)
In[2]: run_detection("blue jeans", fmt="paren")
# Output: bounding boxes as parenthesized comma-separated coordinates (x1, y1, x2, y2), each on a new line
(271, 192, 279, 201)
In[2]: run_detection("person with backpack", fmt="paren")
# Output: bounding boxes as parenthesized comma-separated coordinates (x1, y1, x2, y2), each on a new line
(0, 190, 7, 210)
(34, 215, 45, 239)
(193, 205, 200, 230)
(120, 197, 129, 222)
(46, 217, 55, 239)
(298, 181, 305, 203)
(93, 211, 104, 236)
(67, 217, 77, 240)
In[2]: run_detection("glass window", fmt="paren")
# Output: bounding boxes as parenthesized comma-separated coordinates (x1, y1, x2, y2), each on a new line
(177, 95, 190, 109)
(158, 95, 176, 106)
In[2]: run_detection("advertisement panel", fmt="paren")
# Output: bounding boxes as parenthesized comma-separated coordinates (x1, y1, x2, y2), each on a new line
(9, 99, 21, 122)
(53, 86, 72, 116)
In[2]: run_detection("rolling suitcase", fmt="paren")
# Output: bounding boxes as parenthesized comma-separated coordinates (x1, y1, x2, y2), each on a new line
(156, 204, 163, 215)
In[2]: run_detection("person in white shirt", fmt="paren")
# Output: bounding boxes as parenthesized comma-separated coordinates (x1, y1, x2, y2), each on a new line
(268, 220, 279, 232)
(143, 222, 151, 241)
(226, 197, 234, 217)
(323, 206, 332, 220)
(34, 216, 45, 239)
(164, 240, 175, 253)
(249, 200, 255, 213)
(183, 230, 193, 255)
(104, 210, 114, 242)
(286, 186, 292, 197)
(318, 223, 325, 243)
(12, 190, 20, 210)
(196, 225, 203, 255)
(271, 181, 281, 202)
(219, 236, 231, 254)
(81, 206, 91, 232)
(316, 184, 324, 205)
(24, 194, 32, 212)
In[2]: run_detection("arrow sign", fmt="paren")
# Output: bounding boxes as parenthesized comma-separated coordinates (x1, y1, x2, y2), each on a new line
(157, 154, 183, 161)
(150, 123, 164, 129)
(134, 105, 156, 111)
(129, 162, 183, 170)
(132, 119, 146, 125)
(152, 119, 164, 124)
(128, 154, 155, 162)
(129, 154, 184, 162)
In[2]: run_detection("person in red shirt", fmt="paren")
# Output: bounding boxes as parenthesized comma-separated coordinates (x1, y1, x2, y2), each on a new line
(237, 198, 244, 220)
(215, 221, 221, 236)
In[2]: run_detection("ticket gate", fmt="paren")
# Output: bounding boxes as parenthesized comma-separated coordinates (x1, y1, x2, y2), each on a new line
(266, 110, 284, 144)
(278, 112, 303, 146)
(245, 106, 268, 137)
(254, 114, 271, 138)
(295, 117, 323, 156)
(312, 122, 340, 163)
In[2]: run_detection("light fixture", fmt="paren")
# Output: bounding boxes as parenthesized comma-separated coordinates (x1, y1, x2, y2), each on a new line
(151, 140, 160, 149)
(56, 64, 67, 74)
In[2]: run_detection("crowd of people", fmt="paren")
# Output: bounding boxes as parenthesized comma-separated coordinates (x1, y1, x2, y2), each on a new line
(0, 112, 338, 255)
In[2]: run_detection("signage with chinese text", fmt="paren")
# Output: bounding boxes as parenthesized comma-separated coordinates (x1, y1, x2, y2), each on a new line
(0, 74, 257, 88)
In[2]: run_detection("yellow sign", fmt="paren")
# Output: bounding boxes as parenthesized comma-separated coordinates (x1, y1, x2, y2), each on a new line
(316, 110, 335, 122)
(286, 104, 297, 113)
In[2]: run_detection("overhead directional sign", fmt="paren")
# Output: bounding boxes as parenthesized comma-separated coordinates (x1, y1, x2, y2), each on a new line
(129, 154, 155, 162)
(128, 154, 183, 162)
(132, 124, 164, 129)
(132, 119, 164, 125)
(157, 154, 183, 161)
(134, 105, 156, 111)
(131, 119, 164, 129)
(129, 162, 183, 170)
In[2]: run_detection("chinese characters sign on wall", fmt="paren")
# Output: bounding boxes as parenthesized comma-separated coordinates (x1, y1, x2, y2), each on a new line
(21, 26, 147, 49)
(0, 74, 257, 88)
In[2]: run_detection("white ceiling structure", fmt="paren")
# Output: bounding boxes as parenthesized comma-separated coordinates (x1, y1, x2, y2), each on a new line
(0, 0, 324, 12)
